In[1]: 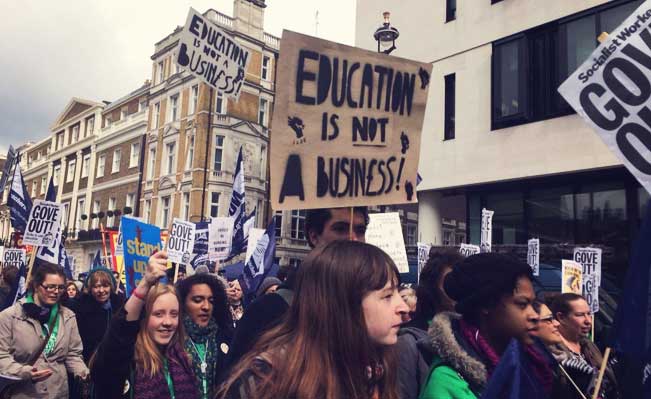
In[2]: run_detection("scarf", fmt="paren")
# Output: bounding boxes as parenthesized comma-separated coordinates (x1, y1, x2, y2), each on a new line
(24, 292, 58, 330)
(133, 341, 200, 399)
(182, 315, 219, 399)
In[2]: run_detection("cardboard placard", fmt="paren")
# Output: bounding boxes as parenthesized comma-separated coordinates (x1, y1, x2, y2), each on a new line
(480, 209, 494, 253)
(209, 217, 234, 261)
(527, 238, 540, 276)
(558, 1, 651, 194)
(365, 213, 409, 273)
(417, 242, 431, 282)
(270, 30, 432, 210)
(121, 216, 163, 297)
(23, 200, 64, 247)
(459, 243, 480, 258)
(245, 228, 266, 264)
(562, 259, 583, 295)
(167, 219, 196, 265)
(175, 8, 250, 100)
(573, 247, 602, 286)
(3, 249, 26, 269)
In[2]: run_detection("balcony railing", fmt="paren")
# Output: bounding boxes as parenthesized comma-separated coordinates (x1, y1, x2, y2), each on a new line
(264, 32, 280, 49)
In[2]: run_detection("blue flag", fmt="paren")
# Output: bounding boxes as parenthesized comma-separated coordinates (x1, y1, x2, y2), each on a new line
(91, 249, 103, 270)
(0, 145, 16, 192)
(229, 146, 247, 256)
(241, 216, 276, 302)
(611, 199, 651, 397)
(480, 340, 549, 399)
(7, 161, 32, 233)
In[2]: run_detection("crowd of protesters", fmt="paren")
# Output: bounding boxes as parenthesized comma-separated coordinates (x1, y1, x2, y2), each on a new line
(0, 206, 628, 398)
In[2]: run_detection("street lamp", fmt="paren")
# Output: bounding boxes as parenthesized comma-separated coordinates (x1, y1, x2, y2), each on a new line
(373, 11, 399, 54)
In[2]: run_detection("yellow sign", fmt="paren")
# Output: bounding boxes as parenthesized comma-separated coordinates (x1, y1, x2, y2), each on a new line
(561, 259, 583, 294)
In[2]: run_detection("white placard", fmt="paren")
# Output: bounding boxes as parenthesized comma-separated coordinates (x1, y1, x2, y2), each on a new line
(365, 213, 409, 273)
(175, 8, 250, 100)
(459, 243, 481, 258)
(573, 247, 603, 286)
(561, 259, 583, 295)
(245, 228, 266, 264)
(23, 200, 64, 247)
(527, 238, 540, 276)
(480, 208, 494, 253)
(583, 274, 600, 313)
(417, 242, 431, 282)
(3, 249, 25, 269)
(167, 219, 196, 265)
(209, 217, 234, 261)
(115, 222, 124, 257)
(558, 1, 651, 194)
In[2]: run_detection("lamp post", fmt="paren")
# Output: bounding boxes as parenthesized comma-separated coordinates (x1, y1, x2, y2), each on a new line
(373, 11, 399, 54)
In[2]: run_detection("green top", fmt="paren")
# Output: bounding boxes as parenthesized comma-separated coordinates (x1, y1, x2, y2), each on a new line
(419, 358, 478, 399)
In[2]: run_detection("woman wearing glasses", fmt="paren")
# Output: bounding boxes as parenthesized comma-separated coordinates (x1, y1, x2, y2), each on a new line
(0, 262, 88, 398)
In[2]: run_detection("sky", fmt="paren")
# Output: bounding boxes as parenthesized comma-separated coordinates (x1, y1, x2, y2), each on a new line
(0, 0, 357, 155)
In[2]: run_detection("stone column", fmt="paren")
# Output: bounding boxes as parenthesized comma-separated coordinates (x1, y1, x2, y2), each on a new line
(418, 190, 443, 245)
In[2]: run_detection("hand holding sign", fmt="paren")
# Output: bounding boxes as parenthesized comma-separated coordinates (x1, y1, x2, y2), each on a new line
(146, 251, 169, 286)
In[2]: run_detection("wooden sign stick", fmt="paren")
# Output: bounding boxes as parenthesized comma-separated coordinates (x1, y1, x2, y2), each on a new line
(25, 245, 39, 287)
(591, 347, 611, 399)
(349, 207, 354, 240)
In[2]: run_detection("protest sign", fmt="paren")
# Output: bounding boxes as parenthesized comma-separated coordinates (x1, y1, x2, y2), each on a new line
(209, 217, 234, 261)
(3, 249, 25, 269)
(365, 213, 409, 273)
(23, 200, 64, 247)
(558, 1, 651, 194)
(573, 247, 602, 285)
(109, 230, 125, 284)
(245, 228, 266, 264)
(417, 242, 431, 282)
(167, 219, 196, 265)
(583, 273, 600, 313)
(175, 8, 250, 100)
(562, 259, 583, 295)
(480, 209, 494, 253)
(459, 243, 481, 257)
(121, 216, 162, 297)
(527, 238, 540, 276)
(191, 221, 210, 269)
(270, 30, 432, 210)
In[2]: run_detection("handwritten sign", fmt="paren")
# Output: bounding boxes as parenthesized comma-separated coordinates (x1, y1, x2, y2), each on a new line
(562, 259, 583, 295)
(23, 200, 64, 247)
(270, 30, 432, 210)
(558, 1, 651, 194)
(527, 238, 540, 276)
(121, 216, 163, 297)
(176, 8, 250, 100)
(209, 217, 234, 261)
(459, 243, 481, 258)
(480, 209, 494, 253)
(167, 219, 196, 265)
(3, 249, 25, 269)
(365, 213, 409, 273)
(417, 243, 431, 282)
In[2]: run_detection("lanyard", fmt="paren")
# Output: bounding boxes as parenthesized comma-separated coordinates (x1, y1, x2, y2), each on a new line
(42, 314, 60, 356)
(163, 358, 175, 399)
(189, 338, 208, 398)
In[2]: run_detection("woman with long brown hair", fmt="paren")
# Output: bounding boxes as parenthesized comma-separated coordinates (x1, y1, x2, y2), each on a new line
(217, 240, 409, 399)
(90, 251, 199, 399)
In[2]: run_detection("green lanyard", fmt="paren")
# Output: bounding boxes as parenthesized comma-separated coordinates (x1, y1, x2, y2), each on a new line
(163, 358, 175, 399)
(25, 293, 59, 356)
(189, 339, 208, 398)
(42, 315, 60, 356)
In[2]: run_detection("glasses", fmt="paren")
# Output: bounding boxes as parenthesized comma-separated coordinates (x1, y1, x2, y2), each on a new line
(40, 284, 66, 293)
(539, 315, 555, 324)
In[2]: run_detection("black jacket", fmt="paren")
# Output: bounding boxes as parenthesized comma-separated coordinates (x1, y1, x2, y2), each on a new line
(70, 292, 124, 362)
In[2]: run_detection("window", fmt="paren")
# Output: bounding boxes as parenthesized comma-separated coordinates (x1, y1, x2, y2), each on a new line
(153, 103, 160, 129)
(81, 154, 90, 178)
(274, 210, 283, 237)
(104, 116, 112, 129)
(443, 230, 453, 246)
(258, 98, 268, 126)
(186, 135, 195, 168)
(72, 125, 79, 142)
(190, 85, 199, 115)
(492, 37, 527, 128)
(157, 61, 164, 84)
(165, 142, 176, 175)
(56, 132, 64, 150)
(97, 154, 105, 178)
(31, 180, 37, 197)
(63, 203, 69, 227)
(121, 108, 128, 121)
(182, 192, 190, 220)
(53, 165, 61, 186)
(172, 54, 179, 74)
(210, 192, 220, 217)
(144, 199, 152, 223)
(66, 159, 76, 183)
(290, 210, 306, 240)
(160, 196, 171, 228)
(444, 73, 456, 140)
(130, 143, 140, 168)
(406, 224, 417, 246)
(169, 94, 179, 121)
(76, 198, 85, 230)
(40, 176, 46, 194)
(215, 92, 225, 114)
(139, 100, 147, 112)
(446, 0, 456, 22)
(86, 118, 95, 136)
(261, 56, 270, 80)
(456, 233, 466, 244)
(214, 135, 224, 171)
(92, 200, 100, 229)
(289, 258, 301, 268)
(112, 149, 121, 173)
(107, 197, 116, 226)
(147, 147, 156, 179)
(126, 193, 135, 210)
